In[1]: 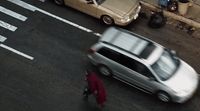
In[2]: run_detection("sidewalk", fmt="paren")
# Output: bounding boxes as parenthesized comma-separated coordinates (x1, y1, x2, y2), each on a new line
(140, 0, 200, 28)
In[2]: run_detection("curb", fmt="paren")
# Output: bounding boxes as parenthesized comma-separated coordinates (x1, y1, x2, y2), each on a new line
(140, 1, 200, 28)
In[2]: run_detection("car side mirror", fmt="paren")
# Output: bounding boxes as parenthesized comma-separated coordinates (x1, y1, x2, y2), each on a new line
(170, 50, 176, 56)
(169, 49, 179, 60)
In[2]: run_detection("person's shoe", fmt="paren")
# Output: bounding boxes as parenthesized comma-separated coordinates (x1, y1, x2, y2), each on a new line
(83, 94, 88, 101)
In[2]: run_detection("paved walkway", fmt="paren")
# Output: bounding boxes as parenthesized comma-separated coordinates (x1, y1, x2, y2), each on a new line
(141, 0, 200, 28)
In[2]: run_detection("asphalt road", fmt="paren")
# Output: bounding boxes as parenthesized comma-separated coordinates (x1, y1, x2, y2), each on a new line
(0, 0, 200, 111)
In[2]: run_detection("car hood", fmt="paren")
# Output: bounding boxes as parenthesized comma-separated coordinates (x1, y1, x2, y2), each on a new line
(101, 0, 138, 16)
(163, 60, 199, 93)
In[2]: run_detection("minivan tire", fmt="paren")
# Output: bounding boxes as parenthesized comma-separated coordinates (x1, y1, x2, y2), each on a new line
(54, 0, 64, 5)
(98, 65, 112, 76)
(157, 91, 171, 102)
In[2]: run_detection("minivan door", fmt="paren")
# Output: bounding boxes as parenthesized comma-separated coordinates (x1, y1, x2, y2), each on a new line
(129, 61, 160, 93)
(118, 55, 160, 92)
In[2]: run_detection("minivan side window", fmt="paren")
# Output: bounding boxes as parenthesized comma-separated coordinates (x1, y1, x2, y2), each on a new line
(97, 47, 153, 78)
(97, 47, 120, 62)
(134, 62, 153, 78)
(119, 54, 153, 78)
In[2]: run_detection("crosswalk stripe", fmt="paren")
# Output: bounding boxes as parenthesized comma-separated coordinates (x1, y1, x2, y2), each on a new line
(0, 6, 27, 21)
(0, 35, 7, 42)
(0, 20, 17, 31)
(7, 0, 37, 12)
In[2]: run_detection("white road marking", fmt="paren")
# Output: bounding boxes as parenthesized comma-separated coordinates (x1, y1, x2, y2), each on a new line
(0, 35, 7, 42)
(8, 0, 101, 36)
(39, 0, 47, 2)
(93, 33, 102, 37)
(0, 44, 34, 60)
(37, 8, 93, 33)
(0, 6, 27, 21)
(7, 0, 37, 12)
(0, 20, 17, 31)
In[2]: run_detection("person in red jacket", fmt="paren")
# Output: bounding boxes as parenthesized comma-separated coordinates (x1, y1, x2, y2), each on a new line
(95, 76, 106, 108)
(83, 69, 106, 108)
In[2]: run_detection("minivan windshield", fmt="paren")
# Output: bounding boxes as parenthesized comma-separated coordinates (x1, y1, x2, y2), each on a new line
(151, 50, 180, 81)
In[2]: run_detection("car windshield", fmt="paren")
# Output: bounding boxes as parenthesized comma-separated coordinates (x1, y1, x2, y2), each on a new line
(151, 50, 180, 81)
(95, 0, 105, 4)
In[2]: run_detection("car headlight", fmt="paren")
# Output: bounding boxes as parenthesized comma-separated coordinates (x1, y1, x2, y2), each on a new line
(133, 5, 141, 19)
(120, 15, 130, 22)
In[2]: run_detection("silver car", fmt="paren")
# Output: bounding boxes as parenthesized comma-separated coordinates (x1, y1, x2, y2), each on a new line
(87, 27, 199, 103)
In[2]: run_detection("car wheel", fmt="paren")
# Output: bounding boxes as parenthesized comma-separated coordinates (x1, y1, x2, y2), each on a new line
(157, 91, 171, 102)
(54, 0, 64, 5)
(101, 15, 114, 25)
(98, 65, 112, 76)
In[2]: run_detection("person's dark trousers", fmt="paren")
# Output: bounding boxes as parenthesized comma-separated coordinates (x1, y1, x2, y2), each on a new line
(83, 86, 92, 99)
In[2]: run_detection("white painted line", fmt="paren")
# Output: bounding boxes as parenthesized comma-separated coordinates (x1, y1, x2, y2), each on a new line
(0, 44, 34, 60)
(8, 0, 103, 37)
(0, 6, 27, 21)
(0, 35, 7, 42)
(39, 0, 46, 2)
(0, 20, 17, 31)
(8, 0, 94, 33)
(93, 33, 102, 37)
(7, 0, 37, 12)
(36, 9, 93, 33)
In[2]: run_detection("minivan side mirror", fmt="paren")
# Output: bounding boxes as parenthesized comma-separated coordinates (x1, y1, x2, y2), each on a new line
(170, 50, 176, 56)
(169, 49, 179, 60)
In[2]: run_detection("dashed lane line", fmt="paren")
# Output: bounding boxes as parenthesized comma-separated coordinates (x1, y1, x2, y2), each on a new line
(0, 6, 27, 21)
(0, 44, 34, 60)
(7, 0, 102, 37)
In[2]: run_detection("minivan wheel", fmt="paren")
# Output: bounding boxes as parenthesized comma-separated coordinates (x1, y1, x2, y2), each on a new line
(101, 15, 114, 25)
(98, 65, 112, 76)
(157, 91, 171, 102)
(54, 0, 64, 5)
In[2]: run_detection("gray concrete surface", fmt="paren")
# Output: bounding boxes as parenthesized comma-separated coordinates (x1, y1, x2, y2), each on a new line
(141, 0, 200, 23)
